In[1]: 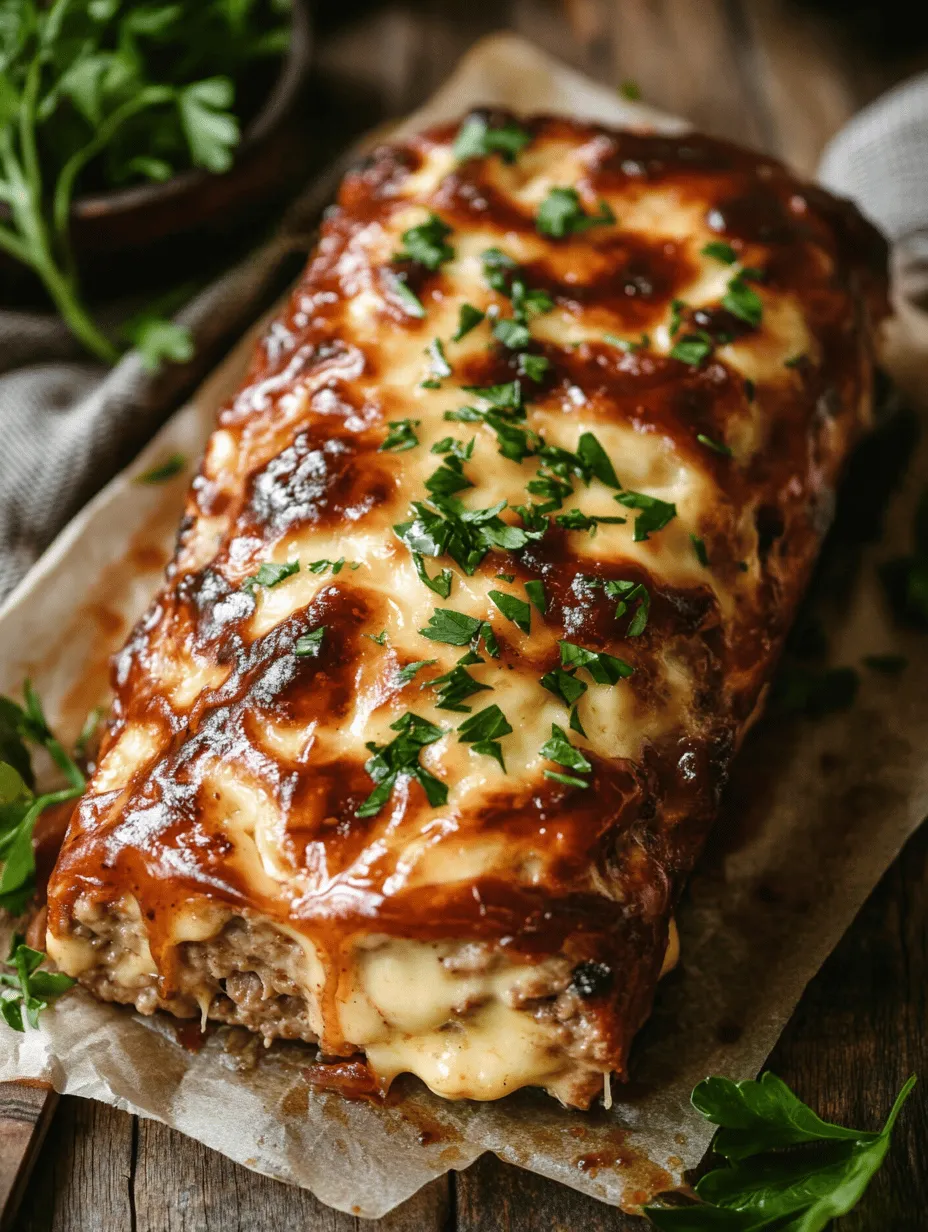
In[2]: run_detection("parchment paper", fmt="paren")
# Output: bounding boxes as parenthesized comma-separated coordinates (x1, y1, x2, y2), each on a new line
(2, 34, 927, 1219)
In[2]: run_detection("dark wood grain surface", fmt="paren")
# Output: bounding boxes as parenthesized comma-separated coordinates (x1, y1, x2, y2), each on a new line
(9, 2, 928, 1228)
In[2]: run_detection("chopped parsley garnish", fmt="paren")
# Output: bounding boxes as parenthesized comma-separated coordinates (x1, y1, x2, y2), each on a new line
(614, 491, 677, 541)
(492, 317, 532, 350)
(604, 332, 649, 353)
(454, 116, 532, 163)
(723, 274, 763, 327)
(419, 608, 499, 656)
(1, 936, 76, 1032)
(460, 380, 523, 410)
(862, 653, 907, 674)
(495, 572, 515, 582)
(365, 630, 388, 646)
(577, 431, 621, 489)
(394, 212, 454, 271)
(395, 495, 532, 577)
(431, 436, 475, 460)
(481, 247, 517, 293)
(559, 641, 633, 684)
(690, 533, 710, 566)
(136, 452, 186, 484)
(0, 683, 86, 911)
(669, 298, 686, 338)
(671, 332, 714, 366)
(412, 553, 453, 598)
(555, 509, 626, 534)
(243, 560, 299, 592)
(517, 353, 550, 383)
(605, 579, 650, 635)
(457, 703, 513, 770)
(384, 270, 425, 318)
(702, 240, 737, 265)
(619, 79, 641, 100)
(424, 337, 452, 385)
(453, 303, 485, 340)
(697, 433, 733, 457)
(568, 705, 586, 736)
(307, 558, 359, 575)
(424, 451, 474, 499)
(356, 713, 447, 817)
(644, 1073, 916, 1231)
(540, 723, 592, 789)
(536, 187, 615, 239)
(423, 652, 491, 712)
(524, 580, 546, 614)
(396, 659, 437, 685)
(379, 418, 420, 453)
(540, 666, 587, 708)
(489, 589, 532, 634)
(511, 278, 554, 321)
(294, 626, 326, 657)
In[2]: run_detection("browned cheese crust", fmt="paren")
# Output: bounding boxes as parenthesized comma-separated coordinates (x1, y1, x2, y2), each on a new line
(45, 113, 888, 1108)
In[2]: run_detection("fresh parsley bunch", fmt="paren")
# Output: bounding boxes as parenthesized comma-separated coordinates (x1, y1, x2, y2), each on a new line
(646, 1072, 916, 1230)
(0, 682, 86, 913)
(0, 0, 291, 366)
(1, 933, 76, 1030)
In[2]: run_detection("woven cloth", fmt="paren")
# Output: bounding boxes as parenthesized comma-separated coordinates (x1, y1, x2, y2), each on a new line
(2, 81, 928, 602)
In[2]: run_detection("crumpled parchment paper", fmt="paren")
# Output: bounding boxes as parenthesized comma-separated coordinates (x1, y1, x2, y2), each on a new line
(2, 33, 928, 1220)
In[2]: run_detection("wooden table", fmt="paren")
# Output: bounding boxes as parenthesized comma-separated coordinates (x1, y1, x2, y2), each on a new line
(7, 2, 928, 1228)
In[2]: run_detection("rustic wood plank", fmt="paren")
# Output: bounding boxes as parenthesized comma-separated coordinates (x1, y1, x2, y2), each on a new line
(131, 1116, 449, 1232)
(12, 1096, 134, 1232)
(0, 1085, 57, 1232)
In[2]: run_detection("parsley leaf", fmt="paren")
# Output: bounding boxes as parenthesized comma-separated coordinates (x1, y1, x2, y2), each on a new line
(380, 418, 420, 453)
(702, 241, 738, 265)
(384, 270, 426, 318)
(559, 641, 633, 684)
(481, 247, 517, 293)
(457, 703, 512, 770)
(357, 713, 447, 817)
(524, 580, 547, 614)
(577, 432, 621, 489)
(454, 117, 532, 163)
(697, 433, 733, 457)
(492, 318, 532, 350)
(0, 684, 85, 910)
(394, 213, 454, 271)
(517, 353, 551, 383)
(671, 333, 714, 366)
(397, 659, 437, 685)
(691, 533, 710, 566)
(645, 1073, 916, 1232)
(536, 187, 616, 239)
(540, 667, 588, 709)
(489, 589, 532, 634)
(540, 722, 592, 789)
(555, 509, 626, 534)
(423, 653, 491, 712)
(307, 558, 359, 575)
(413, 553, 453, 598)
(243, 560, 299, 592)
(424, 338, 452, 385)
(123, 313, 194, 372)
(136, 452, 186, 484)
(614, 491, 677, 541)
(604, 580, 650, 635)
(419, 608, 482, 646)
(453, 303, 485, 340)
(294, 626, 326, 657)
(1, 936, 77, 1032)
(723, 275, 763, 328)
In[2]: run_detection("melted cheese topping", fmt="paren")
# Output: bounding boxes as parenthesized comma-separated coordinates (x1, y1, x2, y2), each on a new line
(47, 114, 884, 1106)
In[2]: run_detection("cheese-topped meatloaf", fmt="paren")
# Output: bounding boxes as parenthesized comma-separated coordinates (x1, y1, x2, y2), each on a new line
(45, 112, 887, 1108)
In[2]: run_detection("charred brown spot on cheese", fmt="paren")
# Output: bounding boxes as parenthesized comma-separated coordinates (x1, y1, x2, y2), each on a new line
(46, 113, 887, 1109)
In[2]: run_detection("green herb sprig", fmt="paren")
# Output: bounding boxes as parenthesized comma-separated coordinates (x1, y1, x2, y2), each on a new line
(0, 683, 86, 912)
(0, 0, 288, 365)
(645, 1072, 916, 1231)
(1, 935, 77, 1032)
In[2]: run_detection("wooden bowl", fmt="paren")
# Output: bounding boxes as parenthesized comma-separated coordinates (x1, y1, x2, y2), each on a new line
(2, 0, 314, 306)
